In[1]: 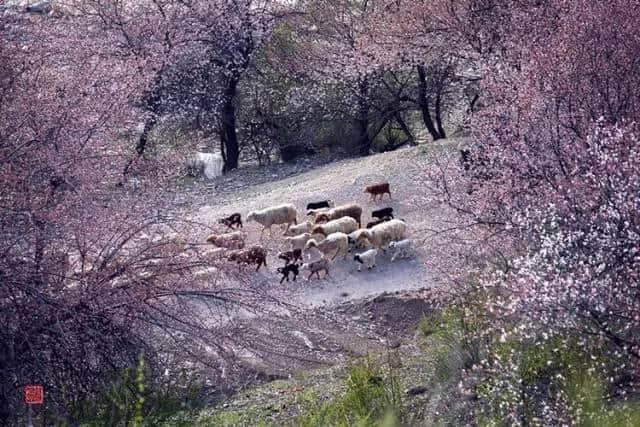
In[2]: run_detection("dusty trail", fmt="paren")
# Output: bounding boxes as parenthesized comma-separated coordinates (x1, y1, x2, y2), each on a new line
(190, 142, 462, 308)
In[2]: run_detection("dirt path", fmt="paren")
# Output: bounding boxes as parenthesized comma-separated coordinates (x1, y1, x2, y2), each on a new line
(190, 141, 463, 308)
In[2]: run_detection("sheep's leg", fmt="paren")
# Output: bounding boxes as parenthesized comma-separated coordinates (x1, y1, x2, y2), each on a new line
(308, 272, 314, 280)
(324, 269, 331, 278)
(280, 275, 286, 284)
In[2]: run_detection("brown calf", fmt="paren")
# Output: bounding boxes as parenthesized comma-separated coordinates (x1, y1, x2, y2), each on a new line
(364, 182, 391, 201)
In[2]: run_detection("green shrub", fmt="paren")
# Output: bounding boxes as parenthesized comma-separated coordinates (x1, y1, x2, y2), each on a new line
(372, 125, 410, 153)
(420, 304, 486, 384)
(296, 361, 404, 427)
(58, 354, 204, 426)
(568, 374, 640, 427)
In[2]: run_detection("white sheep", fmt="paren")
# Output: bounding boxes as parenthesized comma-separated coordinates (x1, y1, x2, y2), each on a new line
(314, 203, 363, 227)
(306, 207, 330, 219)
(205, 231, 245, 249)
(311, 217, 358, 237)
(247, 203, 298, 235)
(302, 243, 324, 262)
(304, 232, 349, 260)
(389, 239, 413, 261)
(356, 219, 407, 251)
(353, 249, 378, 271)
(284, 220, 313, 236)
(285, 232, 312, 251)
(347, 228, 370, 251)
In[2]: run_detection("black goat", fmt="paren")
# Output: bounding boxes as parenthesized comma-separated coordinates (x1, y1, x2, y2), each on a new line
(277, 248, 302, 265)
(277, 263, 300, 283)
(306, 200, 333, 210)
(371, 207, 394, 220)
(218, 213, 242, 230)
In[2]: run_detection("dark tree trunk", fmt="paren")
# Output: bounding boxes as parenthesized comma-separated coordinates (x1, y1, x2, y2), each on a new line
(434, 89, 447, 139)
(219, 134, 227, 165)
(395, 113, 416, 145)
(0, 383, 10, 427)
(220, 78, 240, 171)
(123, 116, 157, 176)
(469, 93, 479, 113)
(356, 118, 370, 156)
(356, 78, 371, 156)
(416, 65, 445, 141)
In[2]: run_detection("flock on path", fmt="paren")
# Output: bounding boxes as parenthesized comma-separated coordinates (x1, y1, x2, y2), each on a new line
(206, 182, 414, 283)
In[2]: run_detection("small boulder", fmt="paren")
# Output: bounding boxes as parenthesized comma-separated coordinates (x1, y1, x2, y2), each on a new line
(406, 385, 428, 396)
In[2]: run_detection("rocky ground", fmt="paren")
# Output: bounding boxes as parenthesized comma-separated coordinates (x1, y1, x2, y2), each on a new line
(164, 138, 469, 424)
(184, 140, 467, 306)
(162, 289, 455, 426)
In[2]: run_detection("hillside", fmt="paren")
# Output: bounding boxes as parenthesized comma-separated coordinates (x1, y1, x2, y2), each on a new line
(154, 139, 470, 425)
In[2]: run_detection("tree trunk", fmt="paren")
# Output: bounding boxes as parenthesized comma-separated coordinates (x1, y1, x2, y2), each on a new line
(356, 78, 371, 156)
(220, 79, 240, 171)
(434, 89, 447, 139)
(416, 65, 444, 141)
(123, 116, 157, 176)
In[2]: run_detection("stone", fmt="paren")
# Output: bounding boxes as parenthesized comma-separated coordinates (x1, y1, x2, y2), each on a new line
(406, 386, 428, 396)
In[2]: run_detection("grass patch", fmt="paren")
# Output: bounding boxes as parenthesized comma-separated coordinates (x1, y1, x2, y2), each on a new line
(294, 360, 405, 427)
(47, 355, 205, 427)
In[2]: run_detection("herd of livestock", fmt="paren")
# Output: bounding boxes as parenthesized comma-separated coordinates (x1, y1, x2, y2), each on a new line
(205, 182, 413, 283)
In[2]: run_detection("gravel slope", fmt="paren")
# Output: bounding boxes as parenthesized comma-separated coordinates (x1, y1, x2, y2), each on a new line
(191, 141, 464, 307)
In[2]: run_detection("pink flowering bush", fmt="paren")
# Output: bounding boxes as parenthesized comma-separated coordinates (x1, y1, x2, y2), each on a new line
(0, 8, 282, 423)
(394, 0, 640, 422)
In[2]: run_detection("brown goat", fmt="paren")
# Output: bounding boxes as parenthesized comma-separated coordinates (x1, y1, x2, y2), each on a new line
(364, 182, 391, 201)
(228, 245, 267, 271)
